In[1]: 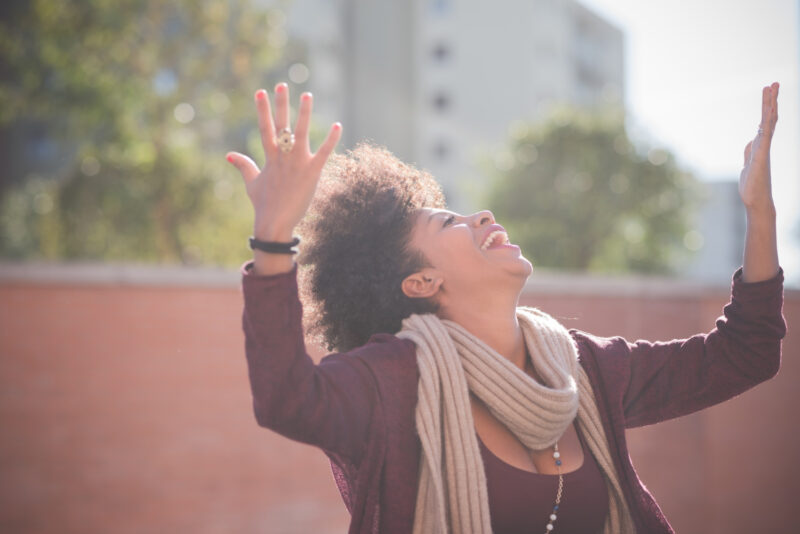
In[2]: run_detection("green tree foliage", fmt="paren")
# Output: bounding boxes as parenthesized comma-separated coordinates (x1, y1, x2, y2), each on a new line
(0, 0, 294, 266)
(487, 110, 699, 273)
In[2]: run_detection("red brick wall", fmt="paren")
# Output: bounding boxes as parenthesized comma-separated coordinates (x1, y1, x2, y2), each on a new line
(1, 265, 797, 533)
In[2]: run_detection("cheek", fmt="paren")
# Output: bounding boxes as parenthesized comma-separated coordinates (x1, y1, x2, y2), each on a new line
(430, 236, 482, 271)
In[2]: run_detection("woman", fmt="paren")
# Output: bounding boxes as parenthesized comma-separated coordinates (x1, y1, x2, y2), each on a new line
(226, 82, 785, 533)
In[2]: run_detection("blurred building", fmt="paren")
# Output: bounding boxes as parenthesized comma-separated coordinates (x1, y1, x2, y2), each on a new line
(683, 180, 746, 281)
(280, 0, 624, 211)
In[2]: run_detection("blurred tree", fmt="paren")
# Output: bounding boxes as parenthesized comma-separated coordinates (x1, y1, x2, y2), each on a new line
(0, 0, 300, 266)
(486, 110, 699, 273)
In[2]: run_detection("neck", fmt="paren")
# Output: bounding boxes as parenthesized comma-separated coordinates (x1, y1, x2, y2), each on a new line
(439, 286, 527, 370)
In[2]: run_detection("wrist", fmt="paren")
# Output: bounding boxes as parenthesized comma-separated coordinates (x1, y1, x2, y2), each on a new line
(253, 223, 295, 242)
(744, 201, 777, 221)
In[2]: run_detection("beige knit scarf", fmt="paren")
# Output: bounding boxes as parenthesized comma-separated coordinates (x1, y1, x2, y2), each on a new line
(396, 306, 635, 534)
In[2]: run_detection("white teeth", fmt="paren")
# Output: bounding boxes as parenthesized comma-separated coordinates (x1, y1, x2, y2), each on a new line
(480, 230, 509, 251)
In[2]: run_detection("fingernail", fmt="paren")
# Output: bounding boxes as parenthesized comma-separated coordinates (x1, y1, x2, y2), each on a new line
(255, 89, 266, 100)
(276, 83, 287, 93)
(301, 92, 312, 102)
(333, 122, 342, 131)
(226, 154, 234, 163)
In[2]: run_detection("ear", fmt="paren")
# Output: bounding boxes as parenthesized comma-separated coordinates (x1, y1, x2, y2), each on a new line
(401, 269, 443, 299)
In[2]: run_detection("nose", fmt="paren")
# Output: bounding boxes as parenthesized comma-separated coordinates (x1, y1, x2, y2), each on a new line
(470, 210, 495, 227)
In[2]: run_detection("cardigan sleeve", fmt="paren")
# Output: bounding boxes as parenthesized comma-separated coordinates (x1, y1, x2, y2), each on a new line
(240, 259, 411, 464)
(620, 267, 786, 428)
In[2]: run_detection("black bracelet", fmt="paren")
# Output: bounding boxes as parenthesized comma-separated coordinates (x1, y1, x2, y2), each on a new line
(248, 236, 300, 255)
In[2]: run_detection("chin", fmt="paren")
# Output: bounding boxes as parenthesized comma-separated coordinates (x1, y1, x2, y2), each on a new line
(505, 254, 534, 279)
(518, 258, 534, 278)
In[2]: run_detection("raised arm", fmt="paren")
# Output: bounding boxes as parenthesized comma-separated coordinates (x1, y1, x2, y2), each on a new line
(739, 82, 780, 282)
(227, 84, 376, 463)
(616, 83, 786, 426)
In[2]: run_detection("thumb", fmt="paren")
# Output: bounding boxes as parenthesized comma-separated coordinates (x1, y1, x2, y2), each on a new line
(226, 152, 260, 183)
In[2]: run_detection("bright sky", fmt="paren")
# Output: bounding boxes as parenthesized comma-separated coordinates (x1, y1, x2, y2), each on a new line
(579, 0, 800, 285)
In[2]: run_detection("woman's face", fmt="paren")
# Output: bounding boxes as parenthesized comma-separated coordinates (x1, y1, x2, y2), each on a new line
(404, 207, 533, 302)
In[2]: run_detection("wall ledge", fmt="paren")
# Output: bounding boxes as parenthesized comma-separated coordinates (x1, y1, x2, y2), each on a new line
(523, 270, 732, 298)
(0, 260, 760, 297)
(0, 261, 241, 288)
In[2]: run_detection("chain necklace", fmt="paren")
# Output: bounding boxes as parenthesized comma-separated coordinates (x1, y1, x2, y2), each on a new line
(522, 355, 564, 532)
(543, 442, 564, 533)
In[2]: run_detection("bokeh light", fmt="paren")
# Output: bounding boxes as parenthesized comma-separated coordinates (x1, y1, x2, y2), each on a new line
(288, 63, 310, 84)
(173, 103, 195, 124)
(683, 229, 705, 251)
(81, 156, 101, 176)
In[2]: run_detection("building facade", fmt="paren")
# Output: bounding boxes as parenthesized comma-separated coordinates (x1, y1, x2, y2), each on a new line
(283, 0, 625, 211)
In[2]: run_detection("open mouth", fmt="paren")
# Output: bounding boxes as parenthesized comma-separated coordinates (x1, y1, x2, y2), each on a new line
(480, 230, 510, 251)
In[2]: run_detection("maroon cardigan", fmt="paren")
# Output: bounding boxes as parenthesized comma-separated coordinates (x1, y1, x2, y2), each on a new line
(240, 261, 785, 533)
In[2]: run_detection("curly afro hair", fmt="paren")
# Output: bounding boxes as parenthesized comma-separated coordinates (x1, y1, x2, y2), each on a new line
(297, 143, 446, 353)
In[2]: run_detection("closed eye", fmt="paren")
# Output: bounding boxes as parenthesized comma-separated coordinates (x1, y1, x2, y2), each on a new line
(443, 215, 456, 227)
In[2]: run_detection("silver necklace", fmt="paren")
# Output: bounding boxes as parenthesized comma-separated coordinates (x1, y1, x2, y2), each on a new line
(543, 442, 563, 532)
(524, 357, 564, 532)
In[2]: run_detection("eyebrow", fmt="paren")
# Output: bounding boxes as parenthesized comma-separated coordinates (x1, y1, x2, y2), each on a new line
(426, 210, 450, 225)
(427, 210, 455, 226)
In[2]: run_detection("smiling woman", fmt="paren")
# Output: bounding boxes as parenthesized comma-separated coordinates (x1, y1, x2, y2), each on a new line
(297, 144, 445, 352)
(227, 83, 786, 534)
(401, 208, 531, 316)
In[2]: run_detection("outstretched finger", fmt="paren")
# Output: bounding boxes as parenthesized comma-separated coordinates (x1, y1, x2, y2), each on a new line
(310, 122, 342, 172)
(294, 93, 313, 151)
(760, 83, 780, 139)
(769, 82, 779, 125)
(760, 85, 770, 128)
(226, 152, 260, 183)
(274, 83, 290, 132)
(255, 89, 277, 157)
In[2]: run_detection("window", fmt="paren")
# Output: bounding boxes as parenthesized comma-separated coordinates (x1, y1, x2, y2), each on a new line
(431, 42, 451, 62)
(432, 92, 451, 112)
(432, 140, 450, 161)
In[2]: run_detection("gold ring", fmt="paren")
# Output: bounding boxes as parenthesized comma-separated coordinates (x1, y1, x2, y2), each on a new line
(277, 128, 295, 153)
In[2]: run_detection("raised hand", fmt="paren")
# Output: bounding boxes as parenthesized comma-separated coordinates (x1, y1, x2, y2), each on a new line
(226, 83, 342, 274)
(739, 82, 780, 283)
(739, 82, 779, 211)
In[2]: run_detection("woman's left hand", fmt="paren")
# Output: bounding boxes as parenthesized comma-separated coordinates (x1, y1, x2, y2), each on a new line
(739, 82, 779, 213)
(739, 82, 780, 283)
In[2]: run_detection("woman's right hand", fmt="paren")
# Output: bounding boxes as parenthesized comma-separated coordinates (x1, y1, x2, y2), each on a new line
(226, 83, 341, 274)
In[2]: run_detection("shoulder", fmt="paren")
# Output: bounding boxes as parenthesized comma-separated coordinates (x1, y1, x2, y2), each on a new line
(569, 330, 638, 413)
(321, 334, 420, 432)
(321, 333, 419, 384)
(570, 329, 631, 359)
(342, 333, 417, 365)
(569, 329, 633, 392)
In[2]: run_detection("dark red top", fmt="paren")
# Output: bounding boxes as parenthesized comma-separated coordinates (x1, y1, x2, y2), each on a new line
(478, 423, 608, 534)
(240, 262, 785, 534)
